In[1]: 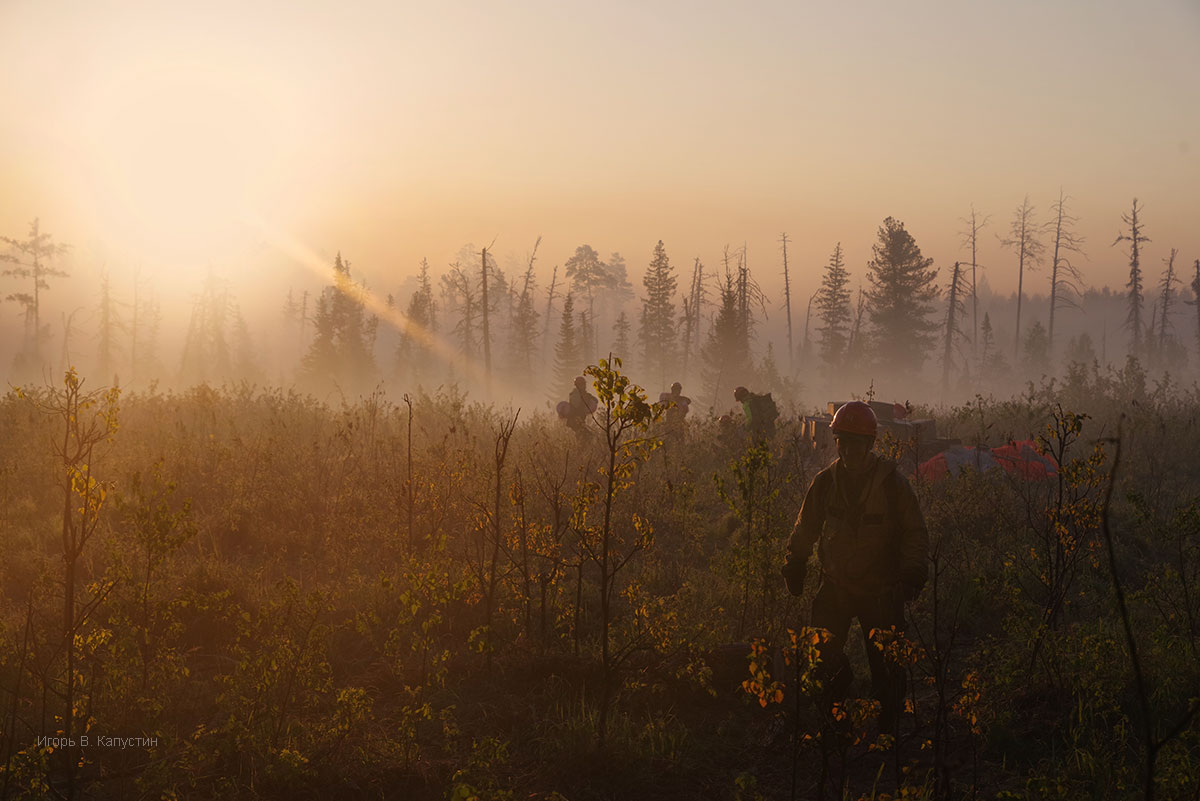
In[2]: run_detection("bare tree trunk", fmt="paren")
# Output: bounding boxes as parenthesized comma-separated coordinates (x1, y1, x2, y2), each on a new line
(480, 247, 493, 393)
(803, 289, 818, 362)
(848, 286, 866, 359)
(960, 206, 989, 357)
(781, 233, 793, 375)
(1114, 198, 1150, 357)
(1046, 190, 1085, 362)
(542, 265, 559, 365)
(1158, 249, 1178, 356)
(970, 218, 979, 357)
(1016, 241, 1026, 360)
(1000, 198, 1043, 362)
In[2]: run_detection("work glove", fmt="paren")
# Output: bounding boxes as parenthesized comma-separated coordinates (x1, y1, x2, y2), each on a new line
(781, 560, 807, 597)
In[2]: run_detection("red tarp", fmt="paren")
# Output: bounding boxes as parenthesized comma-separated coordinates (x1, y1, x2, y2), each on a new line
(918, 440, 1058, 482)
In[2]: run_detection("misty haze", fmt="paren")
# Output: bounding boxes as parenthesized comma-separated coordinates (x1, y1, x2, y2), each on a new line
(1, 1, 1198, 799)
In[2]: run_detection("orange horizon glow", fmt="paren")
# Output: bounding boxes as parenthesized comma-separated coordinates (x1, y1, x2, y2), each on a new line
(1, 0, 1197, 326)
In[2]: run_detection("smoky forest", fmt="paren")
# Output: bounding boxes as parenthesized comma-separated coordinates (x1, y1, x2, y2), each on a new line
(1, 204, 1199, 801)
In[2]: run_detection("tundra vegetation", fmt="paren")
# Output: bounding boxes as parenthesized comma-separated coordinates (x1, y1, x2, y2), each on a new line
(0, 355, 1197, 801)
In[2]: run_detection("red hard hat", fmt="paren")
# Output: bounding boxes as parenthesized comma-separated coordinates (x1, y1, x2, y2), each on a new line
(830, 401, 877, 437)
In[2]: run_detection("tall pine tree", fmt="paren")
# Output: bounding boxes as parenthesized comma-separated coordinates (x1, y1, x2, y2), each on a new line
(639, 240, 677, 387)
(611, 312, 631, 366)
(299, 252, 376, 391)
(815, 242, 852, 369)
(864, 217, 940, 374)
(553, 292, 581, 393)
(508, 243, 541, 387)
(397, 258, 437, 383)
(701, 270, 752, 404)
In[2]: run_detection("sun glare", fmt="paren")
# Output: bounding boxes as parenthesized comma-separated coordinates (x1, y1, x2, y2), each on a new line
(75, 71, 288, 261)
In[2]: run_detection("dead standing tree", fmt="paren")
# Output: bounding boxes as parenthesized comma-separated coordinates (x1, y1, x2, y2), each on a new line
(541, 264, 560, 367)
(781, 232, 794, 374)
(999, 196, 1044, 362)
(680, 257, 707, 378)
(509, 238, 542, 386)
(1113, 198, 1150, 358)
(440, 261, 480, 371)
(1045, 189, 1086, 358)
(479, 241, 500, 395)
(959, 205, 990, 357)
(1153, 248, 1179, 362)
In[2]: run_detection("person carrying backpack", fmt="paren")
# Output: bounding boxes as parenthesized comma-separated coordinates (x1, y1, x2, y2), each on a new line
(560, 375, 597, 432)
(660, 381, 691, 436)
(733, 386, 779, 440)
(779, 401, 929, 735)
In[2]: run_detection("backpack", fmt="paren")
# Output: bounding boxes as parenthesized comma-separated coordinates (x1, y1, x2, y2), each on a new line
(751, 392, 779, 424)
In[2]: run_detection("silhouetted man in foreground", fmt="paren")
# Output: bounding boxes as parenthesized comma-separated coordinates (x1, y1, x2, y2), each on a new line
(780, 401, 928, 734)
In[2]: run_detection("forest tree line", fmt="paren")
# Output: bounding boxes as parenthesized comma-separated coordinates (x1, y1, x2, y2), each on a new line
(3, 196, 1198, 411)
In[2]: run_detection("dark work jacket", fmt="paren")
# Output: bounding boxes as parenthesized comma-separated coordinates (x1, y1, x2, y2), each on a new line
(785, 455, 928, 594)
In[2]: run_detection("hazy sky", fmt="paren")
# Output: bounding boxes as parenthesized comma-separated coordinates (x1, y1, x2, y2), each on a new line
(2, 0, 1197, 307)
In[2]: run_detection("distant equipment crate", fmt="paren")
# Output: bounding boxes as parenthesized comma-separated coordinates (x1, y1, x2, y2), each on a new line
(802, 400, 959, 471)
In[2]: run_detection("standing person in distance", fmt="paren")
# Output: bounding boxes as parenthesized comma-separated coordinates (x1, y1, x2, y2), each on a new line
(733, 386, 780, 441)
(660, 381, 691, 438)
(779, 401, 929, 735)
(563, 375, 597, 433)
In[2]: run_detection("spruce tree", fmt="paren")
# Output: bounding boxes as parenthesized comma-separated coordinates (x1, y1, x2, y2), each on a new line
(815, 242, 852, 369)
(639, 240, 677, 387)
(579, 309, 596, 367)
(605, 252, 635, 310)
(232, 307, 259, 382)
(978, 312, 1009, 381)
(509, 249, 540, 386)
(701, 271, 752, 404)
(302, 294, 338, 385)
(864, 217, 940, 373)
(1153, 249, 1180, 367)
(397, 258, 437, 383)
(441, 261, 479, 364)
(553, 292, 581, 393)
(180, 272, 233, 384)
(1023, 320, 1050, 375)
(941, 262, 968, 397)
(611, 312, 631, 365)
(298, 252, 376, 390)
